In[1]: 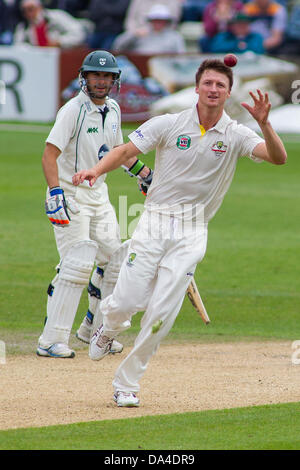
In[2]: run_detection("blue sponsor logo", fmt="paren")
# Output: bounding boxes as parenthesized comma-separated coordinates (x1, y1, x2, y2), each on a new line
(98, 144, 109, 161)
(134, 129, 144, 139)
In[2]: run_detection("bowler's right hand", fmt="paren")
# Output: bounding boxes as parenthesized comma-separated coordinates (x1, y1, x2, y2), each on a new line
(72, 169, 98, 187)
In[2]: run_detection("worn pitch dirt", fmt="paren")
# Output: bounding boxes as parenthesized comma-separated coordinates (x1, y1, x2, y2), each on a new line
(1, 341, 300, 430)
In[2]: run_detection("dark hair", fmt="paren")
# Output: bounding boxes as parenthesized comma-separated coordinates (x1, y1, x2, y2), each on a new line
(195, 59, 233, 90)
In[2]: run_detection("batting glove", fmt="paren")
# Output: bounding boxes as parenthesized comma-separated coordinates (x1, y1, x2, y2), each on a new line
(45, 187, 79, 227)
(138, 169, 153, 196)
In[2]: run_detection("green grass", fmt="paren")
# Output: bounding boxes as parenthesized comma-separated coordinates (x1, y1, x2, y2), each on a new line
(0, 125, 299, 450)
(1, 402, 300, 450)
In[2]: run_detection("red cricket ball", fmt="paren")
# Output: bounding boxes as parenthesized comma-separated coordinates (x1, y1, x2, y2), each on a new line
(224, 54, 238, 67)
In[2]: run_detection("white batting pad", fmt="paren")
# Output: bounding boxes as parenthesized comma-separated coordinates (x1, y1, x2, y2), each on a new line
(59, 240, 98, 285)
(39, 240, 98, 348)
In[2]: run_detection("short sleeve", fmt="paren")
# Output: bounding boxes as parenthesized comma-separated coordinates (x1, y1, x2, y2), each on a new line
(46, 103, 77, 152)
(128, 114, 172, 154)
(235, 124, 265, 163)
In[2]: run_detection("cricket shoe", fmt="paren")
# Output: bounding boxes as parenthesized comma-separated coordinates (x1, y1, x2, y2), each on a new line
(114, 391, 140, 407)
(77, 317, 123, 354)
(89, 326, 114, 361)
(110, 339, 123, 354)
(36, 343, 75, 358)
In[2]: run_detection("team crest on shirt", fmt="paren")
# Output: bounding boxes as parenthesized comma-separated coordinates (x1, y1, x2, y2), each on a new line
(127, 252, 136, 267)
(211, 140, 227, 157)
(176, 135, 191, 150)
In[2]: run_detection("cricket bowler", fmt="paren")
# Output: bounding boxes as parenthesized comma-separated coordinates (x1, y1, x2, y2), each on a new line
(72, 58, 287, 407)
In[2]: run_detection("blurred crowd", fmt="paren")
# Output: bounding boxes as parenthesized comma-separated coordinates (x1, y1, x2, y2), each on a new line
(1, 0, 300, 56)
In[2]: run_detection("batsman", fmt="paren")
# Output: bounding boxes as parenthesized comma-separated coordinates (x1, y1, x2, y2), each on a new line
(73, 58, 287, 408)
(37, 50, 152, 358)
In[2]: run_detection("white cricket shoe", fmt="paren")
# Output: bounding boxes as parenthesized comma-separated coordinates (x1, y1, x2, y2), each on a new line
(76, 316, 92, 344)
(89, 326, 113, 361)
(36, 343, 75, 358)
(77, 318, 123, 354)
(110, 339, 123, 354)
(114, 391, 140, 407)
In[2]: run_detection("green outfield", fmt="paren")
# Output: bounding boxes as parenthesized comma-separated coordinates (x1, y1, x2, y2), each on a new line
(0, 124, 299, 450)
(1, 402, 300, 450)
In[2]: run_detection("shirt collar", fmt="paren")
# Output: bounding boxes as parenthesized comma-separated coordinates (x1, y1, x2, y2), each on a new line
(192, 105, 231, 134)
(212, 111, 231, 134)
(78, 90, 110, 115)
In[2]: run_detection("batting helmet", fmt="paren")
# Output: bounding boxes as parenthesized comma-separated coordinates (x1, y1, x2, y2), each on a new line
(79, 50, 121, 97)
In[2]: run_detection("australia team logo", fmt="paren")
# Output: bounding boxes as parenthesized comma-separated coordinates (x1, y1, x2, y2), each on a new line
(127, 252, 136, 267)
(176, 135, 191, 150)
(211, 140, 227, 157)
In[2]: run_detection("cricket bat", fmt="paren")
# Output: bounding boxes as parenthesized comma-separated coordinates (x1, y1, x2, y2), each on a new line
(186, 277, 210, 325)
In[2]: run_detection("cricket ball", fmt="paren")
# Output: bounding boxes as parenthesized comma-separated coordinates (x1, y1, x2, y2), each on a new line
(224, 53, 238, 67)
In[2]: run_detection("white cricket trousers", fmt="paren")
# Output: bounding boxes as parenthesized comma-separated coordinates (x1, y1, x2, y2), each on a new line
(100, 210, 208, 393)
(39, 184, 121, 348)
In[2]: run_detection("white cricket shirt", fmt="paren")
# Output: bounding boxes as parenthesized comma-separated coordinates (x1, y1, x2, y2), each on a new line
(46, 90, 123, 194)
(129, 106, 264, 222)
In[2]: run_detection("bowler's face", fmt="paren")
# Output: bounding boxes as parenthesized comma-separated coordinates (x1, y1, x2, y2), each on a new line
(195, 69, 231, 109)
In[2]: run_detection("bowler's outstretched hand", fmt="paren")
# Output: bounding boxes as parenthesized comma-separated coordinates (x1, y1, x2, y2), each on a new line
(241, 89, 271, 126)
(72, 169, 98, 187)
